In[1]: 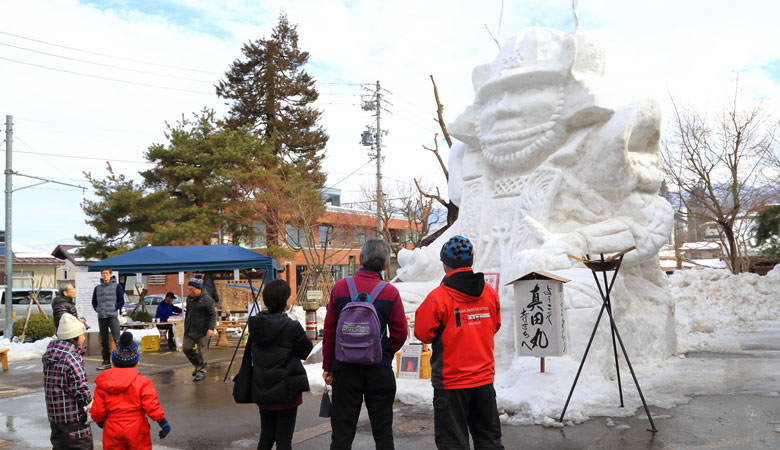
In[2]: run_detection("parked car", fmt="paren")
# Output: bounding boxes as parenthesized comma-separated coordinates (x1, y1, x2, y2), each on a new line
(0, 287, 58, 335)
(122, 294, 184, 318)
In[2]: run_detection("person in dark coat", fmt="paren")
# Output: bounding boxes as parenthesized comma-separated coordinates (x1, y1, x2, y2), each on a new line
(183, 275, 216, 382)
(248, 279, 312, 450)
(52, 283, 86, 330)
(91, 268, 125, 370)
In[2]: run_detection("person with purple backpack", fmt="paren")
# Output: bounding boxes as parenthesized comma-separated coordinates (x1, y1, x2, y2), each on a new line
(322, 238, 408, 450)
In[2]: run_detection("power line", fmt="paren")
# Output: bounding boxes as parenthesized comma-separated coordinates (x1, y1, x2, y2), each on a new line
(382, 87, 432, 115)
(15, 116, 148, 135)
(13, 135, 61, 173)
(2, 146, 151, 165)
(0, 41, 215, 83)
(0, 30, 221, 75)
(318, 81, 361, 86)
(0, 56, 215, 95)
(325, 160, 373, 190)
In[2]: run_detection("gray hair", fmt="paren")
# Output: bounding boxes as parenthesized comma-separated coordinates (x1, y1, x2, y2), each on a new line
(360, 238, 392, 272)
(59, 283, 74, 296)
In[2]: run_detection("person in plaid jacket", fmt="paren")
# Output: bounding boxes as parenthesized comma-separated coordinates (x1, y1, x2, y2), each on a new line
(43, 313, 93, 449)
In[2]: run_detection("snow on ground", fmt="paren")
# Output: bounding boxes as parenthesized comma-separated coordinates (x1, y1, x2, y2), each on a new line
(305, 267, 780, 425)
(672, 268, 780, 353)
(0, 337, 54, 362)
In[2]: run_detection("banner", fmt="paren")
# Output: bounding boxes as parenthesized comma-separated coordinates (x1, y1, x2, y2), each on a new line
(75, 271, 119, 331)
(510, 272, 569, 357)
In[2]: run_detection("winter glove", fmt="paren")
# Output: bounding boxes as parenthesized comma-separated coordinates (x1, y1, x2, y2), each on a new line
(158, 418, 171, 439)
(97, 422, 104, 429)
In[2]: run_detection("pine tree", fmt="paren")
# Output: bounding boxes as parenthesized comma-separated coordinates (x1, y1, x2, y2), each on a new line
(216, 13, 327, 185)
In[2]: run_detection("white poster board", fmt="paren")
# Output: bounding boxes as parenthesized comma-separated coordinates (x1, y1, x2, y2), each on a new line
(75, 271, 119, 331)
(511, 276, 568, 357)
(398, 344, 422, 379)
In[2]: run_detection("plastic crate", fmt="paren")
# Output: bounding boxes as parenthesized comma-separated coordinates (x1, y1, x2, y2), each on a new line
(395, 349, 433, 379)
(141, 335, 160, 352)
(420, 350, 432, 379)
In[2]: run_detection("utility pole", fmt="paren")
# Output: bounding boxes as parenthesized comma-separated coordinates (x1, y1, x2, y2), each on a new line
(1, 116, 84, 336)
(374, 80, 383, 233)
(4, 115, 13, 336)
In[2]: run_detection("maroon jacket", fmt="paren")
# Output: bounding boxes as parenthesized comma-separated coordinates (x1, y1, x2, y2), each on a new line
(323, 269, 408, 371)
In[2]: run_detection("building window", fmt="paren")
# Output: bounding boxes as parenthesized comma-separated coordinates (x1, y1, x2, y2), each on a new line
(286, 225, 308, 249)
(251, 223, 267, 248)
(149, 275, 166, 285)
(319, 225, 331, 248)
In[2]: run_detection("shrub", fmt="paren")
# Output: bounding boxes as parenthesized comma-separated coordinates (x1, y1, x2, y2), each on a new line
(130, 310, 153, 323)
(13, 313, 56, 341)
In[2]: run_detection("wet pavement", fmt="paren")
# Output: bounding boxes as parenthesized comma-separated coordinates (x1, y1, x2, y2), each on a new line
(0, 336, 778, 449)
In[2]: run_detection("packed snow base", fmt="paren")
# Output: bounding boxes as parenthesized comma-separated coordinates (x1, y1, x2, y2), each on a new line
(305, 268, 780, 425)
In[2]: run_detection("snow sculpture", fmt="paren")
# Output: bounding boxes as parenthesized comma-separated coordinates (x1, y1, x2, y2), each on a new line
(397, 23, 676, 369)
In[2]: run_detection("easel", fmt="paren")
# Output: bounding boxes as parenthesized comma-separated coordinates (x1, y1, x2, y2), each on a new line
(19, 279, 46, 341)
(558, 247, 657, 432)
(222, 269, 266, 382)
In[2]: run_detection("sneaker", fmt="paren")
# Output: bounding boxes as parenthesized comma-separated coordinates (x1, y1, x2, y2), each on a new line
(97, 362, 112, 371)
(191, 367, 198, 376)
(193, 372, 205, 382)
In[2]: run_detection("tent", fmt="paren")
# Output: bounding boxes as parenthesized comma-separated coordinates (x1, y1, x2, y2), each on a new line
(88, 245, 276, 282)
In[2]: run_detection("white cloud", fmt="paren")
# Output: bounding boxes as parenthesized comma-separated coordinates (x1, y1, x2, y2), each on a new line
(1, 0, 779, 252)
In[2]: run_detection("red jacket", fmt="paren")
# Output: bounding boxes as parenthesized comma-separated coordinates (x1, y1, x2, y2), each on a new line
(90, 368, 165, 450)
(415, 267, 501, 389)
(323, 269, 408, 371)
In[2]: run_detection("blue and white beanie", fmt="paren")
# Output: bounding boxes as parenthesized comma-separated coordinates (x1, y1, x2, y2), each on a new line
(112, 331, 140, 368)
(440, 235, 474, 269)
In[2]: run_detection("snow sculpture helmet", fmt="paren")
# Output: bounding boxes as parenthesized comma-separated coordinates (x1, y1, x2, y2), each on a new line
(450, 25, 611, 170)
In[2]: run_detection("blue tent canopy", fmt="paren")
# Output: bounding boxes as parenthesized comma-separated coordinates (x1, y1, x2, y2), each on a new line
(88, 245, 276, 280)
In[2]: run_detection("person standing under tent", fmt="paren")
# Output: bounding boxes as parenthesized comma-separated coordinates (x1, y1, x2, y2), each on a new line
(92, 267, 124, 371)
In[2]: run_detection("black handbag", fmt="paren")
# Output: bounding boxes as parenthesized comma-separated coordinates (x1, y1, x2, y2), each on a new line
(232, 337, 254, 404)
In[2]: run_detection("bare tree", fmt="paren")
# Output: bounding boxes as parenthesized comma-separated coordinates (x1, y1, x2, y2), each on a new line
(414, 75, 460, 246)
(361, 183, 446, 255)
(662, 85, 777, 273)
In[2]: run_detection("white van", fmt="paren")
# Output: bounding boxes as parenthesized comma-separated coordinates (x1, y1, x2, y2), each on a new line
(0, 287, 57, 335)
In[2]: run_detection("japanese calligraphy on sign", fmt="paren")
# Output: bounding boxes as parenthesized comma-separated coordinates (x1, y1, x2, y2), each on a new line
(508, 271, 570, 357)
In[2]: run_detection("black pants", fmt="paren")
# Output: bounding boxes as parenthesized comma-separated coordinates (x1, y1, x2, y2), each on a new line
(330, 366, 396, 450)
(182, 334, 209, 374)
(97, 317, 120, 363)
(258, 406, 297, 450)
(50, 420, 93, 450)
(159, 324, 176, 349)
(433, 383, 503, 450)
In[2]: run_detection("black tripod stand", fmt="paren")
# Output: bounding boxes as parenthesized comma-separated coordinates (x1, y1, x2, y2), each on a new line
(559, 247, 657, 432)
(222, 270, 265, 383)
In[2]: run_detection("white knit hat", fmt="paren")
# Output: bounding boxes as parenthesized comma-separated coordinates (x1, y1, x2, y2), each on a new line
(57, 313, 85, 340)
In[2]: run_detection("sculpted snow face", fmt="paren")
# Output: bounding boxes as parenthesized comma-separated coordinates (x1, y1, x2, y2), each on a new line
(397, 24, 676, 368)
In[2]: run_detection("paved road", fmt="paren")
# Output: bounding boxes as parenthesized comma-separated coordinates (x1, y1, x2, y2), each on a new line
(0, 337, 778, 449)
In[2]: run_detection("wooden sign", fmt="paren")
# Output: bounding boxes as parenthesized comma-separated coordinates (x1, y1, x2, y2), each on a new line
(508, 271, 570, 357)
(306, 290, 323, 301)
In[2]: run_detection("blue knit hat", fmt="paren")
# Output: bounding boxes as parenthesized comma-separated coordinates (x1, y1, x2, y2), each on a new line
(440, 235, 474, 269)
(188, 274, 204, 289)
(112, 331, 139, 368)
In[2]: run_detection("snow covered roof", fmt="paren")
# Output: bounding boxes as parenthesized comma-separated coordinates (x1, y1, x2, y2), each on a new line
(51, 244, 99, 266)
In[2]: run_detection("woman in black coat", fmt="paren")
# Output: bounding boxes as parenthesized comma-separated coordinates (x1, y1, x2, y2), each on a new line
(247, 280, 312, 450)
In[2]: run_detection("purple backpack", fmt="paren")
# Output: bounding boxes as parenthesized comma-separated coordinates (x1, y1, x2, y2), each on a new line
(335, 277, 388, 365)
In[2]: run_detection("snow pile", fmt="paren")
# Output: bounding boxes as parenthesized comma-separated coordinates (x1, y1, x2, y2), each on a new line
(0, 337, 54, 362)
(671, 268, 780, 352)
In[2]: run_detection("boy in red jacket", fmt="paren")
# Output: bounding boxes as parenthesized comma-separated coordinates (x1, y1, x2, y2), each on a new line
(90, 331, 171, 449)
(414, 235, 504, 449)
